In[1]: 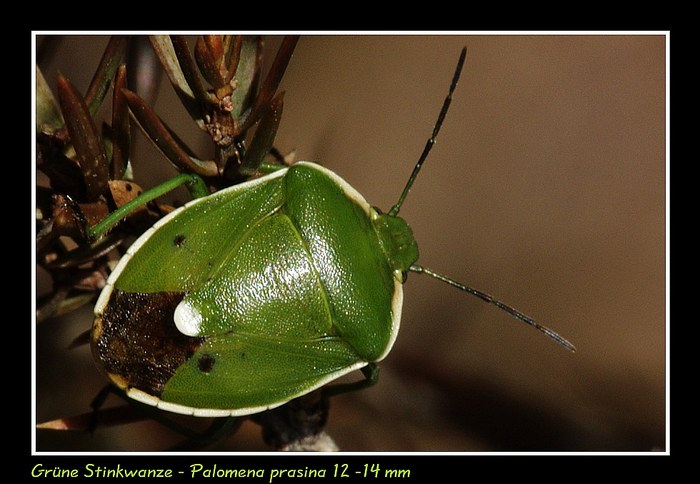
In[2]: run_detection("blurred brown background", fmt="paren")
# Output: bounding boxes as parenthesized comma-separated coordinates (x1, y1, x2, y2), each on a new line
(35, 34, 666, 451)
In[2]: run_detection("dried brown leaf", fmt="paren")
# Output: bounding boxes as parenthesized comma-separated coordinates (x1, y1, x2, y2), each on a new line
(36, 66, 64, 134)
(84, 36, 127, 116)
(237, 92, 284, 177)
(230, 36, 262, 119)
(56, 73, 109, 202)
(111, 64, 130, 179)
(148, 36, 205, 129)
(195, 36, 227, 89)
(171, 36, 213, 105)
(123, 89, 218, 177)
(240, 36, 298, 133)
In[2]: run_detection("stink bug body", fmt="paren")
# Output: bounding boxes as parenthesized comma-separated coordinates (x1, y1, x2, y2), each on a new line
(93, 162, 407, 416)
(91, 47, 573, 419)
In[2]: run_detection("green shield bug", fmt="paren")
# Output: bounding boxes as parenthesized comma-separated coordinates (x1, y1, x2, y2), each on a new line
(91, 47, 574, 419)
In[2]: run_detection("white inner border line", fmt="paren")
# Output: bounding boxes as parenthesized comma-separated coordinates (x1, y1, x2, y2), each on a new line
(31, 30, 670, 457)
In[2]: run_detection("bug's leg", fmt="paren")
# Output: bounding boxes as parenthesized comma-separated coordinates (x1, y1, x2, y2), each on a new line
(88, 384, 115, 433)
(321, 363, 380, 398)
(89, 384, 242, 449)
(87, 172, 208, 240)
(88, 384, 153, 433)
(269, 146, 296, 166)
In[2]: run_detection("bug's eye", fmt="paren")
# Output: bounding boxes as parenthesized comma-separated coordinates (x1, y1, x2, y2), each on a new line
(401, 271, 409, 283)
(372, 206, 383, 215)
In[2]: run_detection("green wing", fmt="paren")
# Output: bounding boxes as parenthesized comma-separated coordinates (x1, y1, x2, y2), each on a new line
(161, 333, 365, 413)
(111, 170, 288, 294)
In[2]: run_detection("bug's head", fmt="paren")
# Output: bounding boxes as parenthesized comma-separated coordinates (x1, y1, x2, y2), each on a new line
(373, 210, 419, 274)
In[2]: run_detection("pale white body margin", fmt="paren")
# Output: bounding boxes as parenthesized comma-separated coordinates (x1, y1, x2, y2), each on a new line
(94, 162, 403, 416)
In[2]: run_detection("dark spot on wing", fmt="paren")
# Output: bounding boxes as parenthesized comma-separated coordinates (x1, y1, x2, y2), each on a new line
(197, 354, 216, 373)
(173, 234, 186, 247)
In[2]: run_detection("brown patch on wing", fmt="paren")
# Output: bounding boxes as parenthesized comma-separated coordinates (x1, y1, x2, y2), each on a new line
(92, 290, 205, 397)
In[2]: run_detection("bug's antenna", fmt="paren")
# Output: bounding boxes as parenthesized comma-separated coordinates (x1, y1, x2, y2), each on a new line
(389, 47, 467, 218)
(410, 264, 576, 352)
